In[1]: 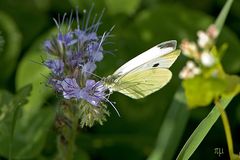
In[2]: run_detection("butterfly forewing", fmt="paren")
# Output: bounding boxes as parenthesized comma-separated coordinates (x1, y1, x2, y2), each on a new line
(112, 68, 172, 99)
(124, 49, 180, 74)
(114, 40, 178, 76)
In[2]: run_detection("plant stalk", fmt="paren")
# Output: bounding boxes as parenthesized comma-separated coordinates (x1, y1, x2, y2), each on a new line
(65, 106, 78, 160)
(215, 99, 234, 160)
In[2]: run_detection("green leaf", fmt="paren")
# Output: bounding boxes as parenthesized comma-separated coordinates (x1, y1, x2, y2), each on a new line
(73, 149, 90, 160)
(215, 0, 234, 33)
(15, 28, 57, 122)
(6, 107, 54, 159)
(68, 0, 105, 11)
(147, 88, 189, 160)
(224, 75, 240, 95)
(183, 76, 227, 108)
(176, 94, 234, 160)
(32, 0, 51, 11)
(0, 84, 32, 159)
(9, 85, 32, 159)
(0, 85, 54, 159)
(218, 43, 228, 60)
(105, 0, 141, 15)
(0, 0, 48, 49)
(0, 11, 21, 85)
(3, 28, 58, 159)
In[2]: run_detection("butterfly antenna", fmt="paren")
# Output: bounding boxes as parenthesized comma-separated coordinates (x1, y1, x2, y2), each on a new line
(80, 65, 103, 80)
(104, 98, 120, 117)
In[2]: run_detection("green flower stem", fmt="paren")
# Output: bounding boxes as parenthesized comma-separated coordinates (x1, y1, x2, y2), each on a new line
(65, 111, 78, 160)
(215, 99, 234, 160)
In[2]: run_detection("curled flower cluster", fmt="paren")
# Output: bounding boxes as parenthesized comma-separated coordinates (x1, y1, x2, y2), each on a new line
(43, 9, 113, 127)
(179, 24, 219, 79)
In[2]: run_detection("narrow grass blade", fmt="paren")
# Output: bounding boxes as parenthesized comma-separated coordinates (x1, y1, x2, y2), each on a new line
(176, 95, 234, 160)
(148, 88, 189, 160)
(215, 0, 234, 33)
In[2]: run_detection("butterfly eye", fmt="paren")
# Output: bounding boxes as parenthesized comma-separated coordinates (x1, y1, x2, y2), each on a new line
(152, 63, 159, 67)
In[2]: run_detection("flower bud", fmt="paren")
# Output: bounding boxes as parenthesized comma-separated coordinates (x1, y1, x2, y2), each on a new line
(197, 31, 210, 49)
(180, 39, 200, 60)
(200, 51, 215, 67)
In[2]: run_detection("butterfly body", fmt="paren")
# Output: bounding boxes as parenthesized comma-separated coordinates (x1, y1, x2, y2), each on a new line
(103, 40, 180, 99)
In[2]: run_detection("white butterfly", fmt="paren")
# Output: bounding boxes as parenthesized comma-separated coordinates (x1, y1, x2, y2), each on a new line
(103, 40, 181, 99)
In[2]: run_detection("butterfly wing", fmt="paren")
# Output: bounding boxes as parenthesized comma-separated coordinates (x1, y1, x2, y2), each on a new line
(105, 40, 180, 99)
(125, 49, 180, 73)
(114, 40, 180, 76)
(111, 68, 172, 99)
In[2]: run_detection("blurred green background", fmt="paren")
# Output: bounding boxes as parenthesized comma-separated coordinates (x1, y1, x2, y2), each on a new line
(0, 0, 239, 159)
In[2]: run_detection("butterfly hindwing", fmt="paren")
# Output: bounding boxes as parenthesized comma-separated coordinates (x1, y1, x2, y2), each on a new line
(112, 68, 172, 99)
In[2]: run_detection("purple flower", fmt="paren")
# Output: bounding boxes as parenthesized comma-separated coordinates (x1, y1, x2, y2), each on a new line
(66, 51, 83, 67)
(44, 40, 52, 52)
(48, 78, 63, 92)
(75, 29, 98, 43)
(42, 9, 115, 127)
(75, 30, 87, 43)
(81, 62, 96, 77)
(44, 39, 64, 56)
(60, 78, 82, 99)
(44, 59, 64, 75)
(81, 80, 107, 106)
(58, 32, 77, 46)
(85, 32, 98, 41)
(85, 41, 103, 62)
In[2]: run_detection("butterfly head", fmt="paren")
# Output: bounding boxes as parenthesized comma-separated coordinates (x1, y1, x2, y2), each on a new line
(101, 75, 119, 91)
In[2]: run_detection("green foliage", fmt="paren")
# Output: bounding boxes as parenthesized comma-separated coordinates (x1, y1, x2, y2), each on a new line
(180, 0, 240, 108)
(7, 29, 57, 159)
(183, 73, 240, 108)
(0, 0, 239, 159)
(215, 0, 234, 32)
(0, 31, 4, 52)
(183, 76, 226, 107)
(176, 94, 234, 160)
(15, 29, 57, 122)
(224, 75, 240, 95)
(147, 88, 189, 160)
(0, 85, 54, 159)
(0, 84, 32, 158)
(68, 0, 140, 15)
(0, 12, 21, 86)
(178, 0, 240, 159)
(105, 0, 141, 15)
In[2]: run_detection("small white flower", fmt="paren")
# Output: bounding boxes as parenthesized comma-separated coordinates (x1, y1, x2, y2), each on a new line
(179, 61, 201, 79)
(200, 51, 215, 67)
(186, 61, 195, 69)
(197, 31, 210, 48)
(179, 68, 188, 79)
(192, 67, 201, 75)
